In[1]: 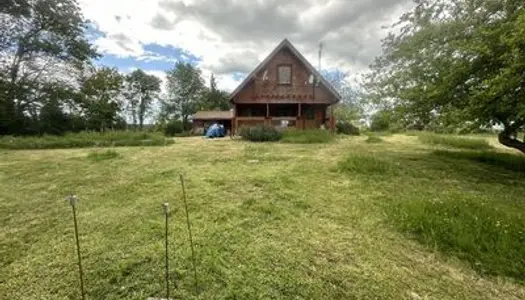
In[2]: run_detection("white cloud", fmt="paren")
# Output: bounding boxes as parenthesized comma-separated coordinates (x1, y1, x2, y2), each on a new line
(79, 0, 413, 91)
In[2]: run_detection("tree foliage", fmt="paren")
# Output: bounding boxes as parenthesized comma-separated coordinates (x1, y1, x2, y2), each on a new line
(0, 0, 98, 134)
(199, 74, 231, 111)
(123, 69, 161, 129)
(163, 62, 206, 129)
(367, 0, 525, 152)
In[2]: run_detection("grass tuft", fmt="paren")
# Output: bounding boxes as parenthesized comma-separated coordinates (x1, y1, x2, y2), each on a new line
(366, 135, 383, 144)
(87, 150, 121, 161)
(281, 129, 335, 144)
(0, 131, 174, 150)
(418, 133, 492, 150)
(388, 197, 525, 279)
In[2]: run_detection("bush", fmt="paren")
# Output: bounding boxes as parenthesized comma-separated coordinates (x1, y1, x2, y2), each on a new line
(164, 120, 184, 137)
(336, 121, 360, 135)
(240, 126, 282, 142)
(0, 131, 174, 150)
(281, 129, 335, 144)
(388, 197, 525, 279)
(418, 133, 492, 150)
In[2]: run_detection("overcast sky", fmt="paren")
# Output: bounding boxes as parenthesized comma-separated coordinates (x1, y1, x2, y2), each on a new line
(79, 0, 413, 91)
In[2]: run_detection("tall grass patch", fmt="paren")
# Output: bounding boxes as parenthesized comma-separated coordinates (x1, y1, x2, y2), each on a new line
(87, 150, 121, 161)
(433, 150, 525, 173)
(418, 133, 492, 150)
(0, 131, 174, 150)
(366, 135, 383, 144)
(281, 129, 335, 144)
(338, 153, 394, 175)
(389, 197, 525, 279)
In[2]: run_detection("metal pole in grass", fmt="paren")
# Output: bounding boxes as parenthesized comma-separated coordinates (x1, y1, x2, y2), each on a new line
(179, 174, 198, 291)
(162, 203, 171, 300)
(65, 194, 86, 300)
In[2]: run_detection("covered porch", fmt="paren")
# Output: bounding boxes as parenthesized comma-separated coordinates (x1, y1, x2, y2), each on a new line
(233, 103, 335, 133)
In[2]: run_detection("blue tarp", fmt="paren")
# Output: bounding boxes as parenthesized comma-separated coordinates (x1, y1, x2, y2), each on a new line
(205, 124, 225, 138)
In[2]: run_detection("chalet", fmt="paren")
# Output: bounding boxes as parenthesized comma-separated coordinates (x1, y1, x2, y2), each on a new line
(193, 39, 341, 135)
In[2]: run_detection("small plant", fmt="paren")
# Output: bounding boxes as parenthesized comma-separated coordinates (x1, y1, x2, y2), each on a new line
(336, 121, 360, 136)
(87, 150, 120, 161)
(240, 126, 282, 142)
(418, 133, 492, 150)
(281, 129, 335, 144)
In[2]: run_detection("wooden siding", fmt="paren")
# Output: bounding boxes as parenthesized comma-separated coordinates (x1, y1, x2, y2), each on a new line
(233, 48, 334, 104)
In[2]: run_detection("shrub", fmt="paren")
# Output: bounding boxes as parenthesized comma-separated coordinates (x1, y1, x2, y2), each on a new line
(281, 129, 335, 144)
(240, 126, 282, 142)
(419, 133, 492, 150)
(0, 131, 173, 150)
(336, 121, 360, 136)
(388, 197, 525, 279)
(164, 120, 184, 137)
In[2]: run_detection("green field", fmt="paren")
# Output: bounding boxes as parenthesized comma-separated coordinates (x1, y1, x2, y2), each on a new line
(1, 135, 524, 299)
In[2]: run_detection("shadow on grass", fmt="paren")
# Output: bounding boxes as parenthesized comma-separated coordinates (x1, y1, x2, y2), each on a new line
(432, 150, 525, 173)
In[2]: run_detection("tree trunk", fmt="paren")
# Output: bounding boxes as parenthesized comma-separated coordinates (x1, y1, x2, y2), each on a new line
(498, 131, 525, 154)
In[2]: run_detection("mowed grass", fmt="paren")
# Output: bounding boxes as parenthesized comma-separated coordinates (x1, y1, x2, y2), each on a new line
(281, 129, 335, 144)
(1, 134, 524, 299)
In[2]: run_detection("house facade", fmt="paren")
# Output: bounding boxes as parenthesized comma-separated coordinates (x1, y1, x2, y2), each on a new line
(230, 39, 341, 134)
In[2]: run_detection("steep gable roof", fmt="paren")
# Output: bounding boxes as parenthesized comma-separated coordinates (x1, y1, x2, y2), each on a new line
(230, 39, 341, 102)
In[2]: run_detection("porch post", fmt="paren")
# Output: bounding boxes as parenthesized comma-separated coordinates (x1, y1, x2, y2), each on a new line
(266, 103, 269, 118)
(330, 105, 335, 132)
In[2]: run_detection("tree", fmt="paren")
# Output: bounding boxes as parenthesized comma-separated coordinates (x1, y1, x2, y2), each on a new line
(367, 0, 525, 153)
(323, 70, 366, 125)
(124, 69, 161, 129)
(79, 67, 123, 131)
(199, 74, 231, 111)
(163, 62, 205, 129)
(0, 0, 98, 134)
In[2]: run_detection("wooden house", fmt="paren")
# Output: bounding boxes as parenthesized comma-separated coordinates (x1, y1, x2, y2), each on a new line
(230, 39, 341, 134)
(192, 39, 341, 135)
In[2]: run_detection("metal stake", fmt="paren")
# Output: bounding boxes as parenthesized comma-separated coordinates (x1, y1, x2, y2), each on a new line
(179, 174, 198, 291)
(162, 203, 170, 300)
(66, 195, 85, 300)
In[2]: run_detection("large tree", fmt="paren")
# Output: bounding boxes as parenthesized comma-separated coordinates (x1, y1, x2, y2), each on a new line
(0, 0, 98, 134)
(368, 0, 525, 153)
(163, 62, 206, 128)
(123, 69, 161, 129)
(79, 67, 123, 132)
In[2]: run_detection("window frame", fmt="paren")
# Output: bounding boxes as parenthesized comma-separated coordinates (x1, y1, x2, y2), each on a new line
(277, 64, 292, 85)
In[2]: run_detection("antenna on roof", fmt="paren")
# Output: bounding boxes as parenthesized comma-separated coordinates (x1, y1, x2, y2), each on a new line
(317, 42, 323, 86)
(318, 42, 323, 73)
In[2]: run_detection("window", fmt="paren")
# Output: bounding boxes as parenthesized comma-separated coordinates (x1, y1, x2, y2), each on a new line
(278, 65, 291, 85)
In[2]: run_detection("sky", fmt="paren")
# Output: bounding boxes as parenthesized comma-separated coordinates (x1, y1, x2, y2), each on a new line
(79, 0, 413, 92)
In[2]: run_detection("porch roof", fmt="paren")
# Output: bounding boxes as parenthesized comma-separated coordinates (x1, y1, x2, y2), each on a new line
(193, 110, 234, 120)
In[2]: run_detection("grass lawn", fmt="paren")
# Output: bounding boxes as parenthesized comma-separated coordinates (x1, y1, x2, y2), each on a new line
(1, 135, 524, 299)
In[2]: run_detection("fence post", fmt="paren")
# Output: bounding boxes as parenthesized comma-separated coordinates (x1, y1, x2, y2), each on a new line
(66, 194, 86, 300)
(162, 203, 170, 299)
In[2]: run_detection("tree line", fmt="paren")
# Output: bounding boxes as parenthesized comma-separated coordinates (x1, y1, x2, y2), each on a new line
(0, 0, 230, 136)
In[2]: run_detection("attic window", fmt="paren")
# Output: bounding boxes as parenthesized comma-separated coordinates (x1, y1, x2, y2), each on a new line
(278, 65, 292, 85)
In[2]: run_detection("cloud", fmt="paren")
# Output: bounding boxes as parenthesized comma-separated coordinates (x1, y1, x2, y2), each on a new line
(79, 0, 413, 90)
